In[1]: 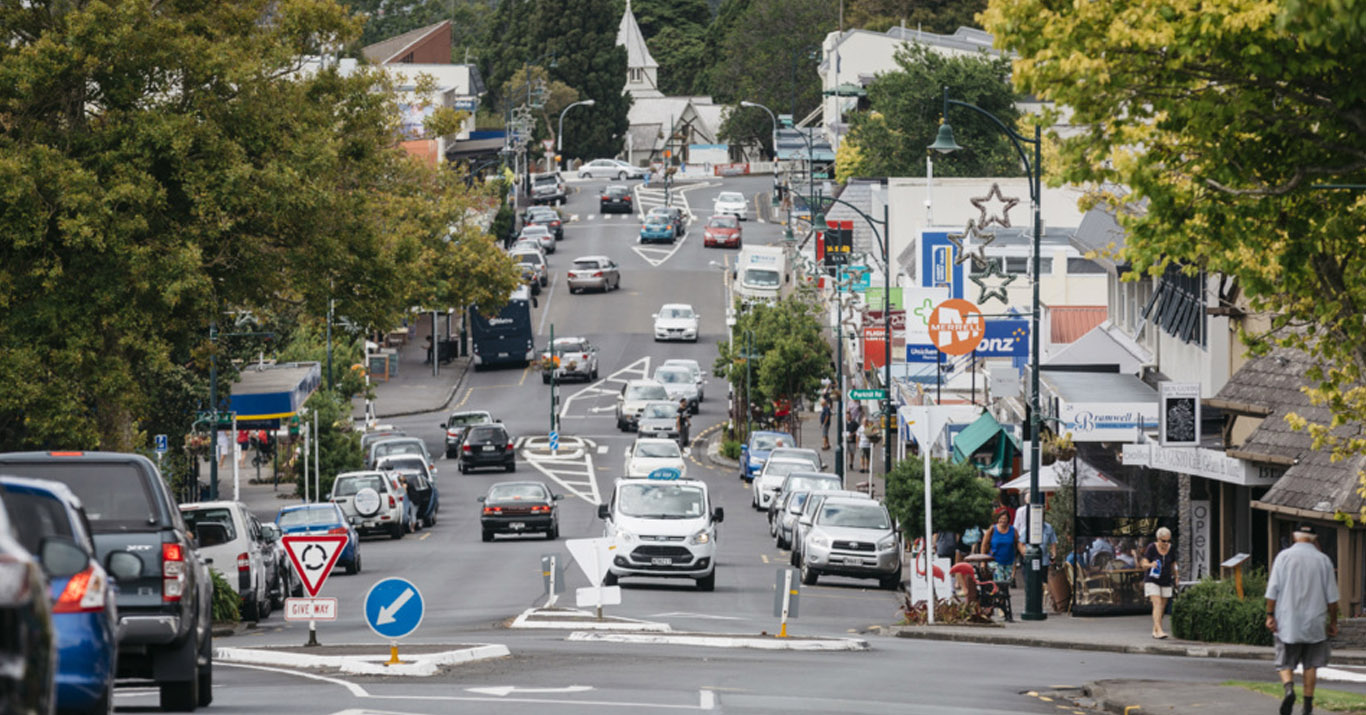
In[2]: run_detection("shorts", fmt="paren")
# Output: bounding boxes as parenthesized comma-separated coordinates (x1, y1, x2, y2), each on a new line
(1143, 583, 1173, 598)
(1274, 639, 1330, 671)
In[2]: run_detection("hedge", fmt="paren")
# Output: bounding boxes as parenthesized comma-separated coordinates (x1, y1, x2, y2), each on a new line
(1171, 568, 1272, 646)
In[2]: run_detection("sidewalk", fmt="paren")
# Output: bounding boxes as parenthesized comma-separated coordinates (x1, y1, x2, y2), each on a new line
(354, 316, 471, 422)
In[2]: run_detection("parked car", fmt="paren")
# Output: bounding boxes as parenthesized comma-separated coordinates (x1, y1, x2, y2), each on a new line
(523, 205, 564, 240)
(441, 410, 493, 458)
(0, 477, 113, 713)
(661, 359, 706, 403)
(510, 237, 547, 259)
(459, 422, 516, 473)
(647, 205, 687, 238)
(0, 451, 214, 711)
(330, 471, 407, 540)
(258, 522, 302, 602)
(541, 336, 599, 383)
(653, 303, 699, 342)
(639, 216, 675, 244)
(768, 471, 842, 536)
(615, 379, 670, 431)
(478, 481, 563, 541)
(512, 250, 549, 291)
(653, 364, 701, 414)
(703, 214, 742, 248)
(531, 172, 566, 205)
(376, 455, 439, 528)
(360, 428, 404, 453)
(624, 438, 688, 478)
(579, 158, 645, 180)
(0, 492, 56, 715)
(636, 400, 683, 442)
(567, 256, 621, 293)
(752, 458, 817, 511)
(599, 184, 634, 213)
(773, 490, 810, 550)
(275, 503, 361, 575)
(366, 436, 436, 475)
(739, 430, 796, 481)
(767, 447, 823, 473)
(789, 489, 873, 568)
(518, 224, 556, 254)
(797, 497, 901, 589)
(180, 500, 275, 622)
(713, 191, 748, 220)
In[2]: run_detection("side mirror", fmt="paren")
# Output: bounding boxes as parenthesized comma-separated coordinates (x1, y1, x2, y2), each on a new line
(597, 504, 610, 520)
(106, 550, 143, 582)
(651, 314, 659, 320)
(438, 422, 446, 429)
(39, 537, 90, 579)
(553, 494, 564, 501)
(477, 496, 486, 503)
(712, 507, 725, 524)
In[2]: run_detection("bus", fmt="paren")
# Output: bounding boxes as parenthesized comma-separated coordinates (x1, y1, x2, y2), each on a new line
(469, 285, 535, 369)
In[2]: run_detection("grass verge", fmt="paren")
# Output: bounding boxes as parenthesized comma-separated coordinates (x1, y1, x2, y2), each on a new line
(1225, 680, 1366, 713)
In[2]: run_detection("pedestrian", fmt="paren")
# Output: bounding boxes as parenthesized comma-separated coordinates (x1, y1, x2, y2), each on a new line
(1266, 524, 1339, 715)
(934, 528, 962, 565)
(235, 429, 250, 466)
(422, 334, 433, 365)
(216, 430, 232, 468)
(845, 413, 859, 471)
(1140, 527, 1178, 640)
(676, 398, 691, 447)
(818, 398, 832, 451)
(857, 420, 871, 472)
(981, 508, 1019, 591)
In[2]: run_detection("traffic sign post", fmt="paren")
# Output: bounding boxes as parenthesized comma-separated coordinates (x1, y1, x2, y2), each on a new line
(772, 568, 800, 638)
(282, 534, 348, 646)
(566, 537, 618, 620)
(364, 577, 424, 665)
(541, 553, 565, 607)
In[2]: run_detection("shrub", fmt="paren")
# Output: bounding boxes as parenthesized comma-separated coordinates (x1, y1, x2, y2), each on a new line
(489, 202, 515, 245)
(1171, 568, 1272, 646)
(901, 595, 992, 625)
(885, 457, 996, 540)
(210, 569, 240, 624)
(721, 439, 742, 460)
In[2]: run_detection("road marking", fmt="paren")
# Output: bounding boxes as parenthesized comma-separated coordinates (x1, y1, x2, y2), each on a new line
(585, 214, 593, 221)
(559, 357, 651, 420)
(536, 273, 559, 336)
(218, 662, 368, 698)
(419, 532, 431, 541)
(518, 363, 531, 387)
(760, 554, 770, 563)
(570, 214, 580, 222)
(525, 446, 601, 504)
(597, 445, 608, 454)
(468, 686, 594, 697)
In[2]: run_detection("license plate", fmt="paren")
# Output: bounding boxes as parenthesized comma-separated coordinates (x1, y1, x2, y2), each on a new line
(483, 445, 495, 452)
(651, 557, 673, 565)
(509, 522, 525, 530)
(840, 557, 863, 565)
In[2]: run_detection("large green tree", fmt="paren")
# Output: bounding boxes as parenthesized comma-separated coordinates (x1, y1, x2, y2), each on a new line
(631, 0, 712, 96)
(714, 295, 831, 437)
(843, 43, 1022, 179)
(845, 0, 987, 34)
(982, 1, 1366, 465)
(0, 0, 518, 451)
(533, 0, 630, 160)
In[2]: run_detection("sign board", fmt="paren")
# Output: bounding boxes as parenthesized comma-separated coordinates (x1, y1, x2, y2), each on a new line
(838, 265, 871, 292)
(284, 597, 337, 621)
(1159, 382, 1201, 447)
(976, 320, 1030, 358)
(1221, 553, 1251, 569)
(648, 467, 682, 480)
(772, 569, 800, 618)
(919, 231, 964, 299)
(154, 434, 168, 454)
(541, 554, 566, 596)
(864, 287, 904, 311)
(282, 535, 349, 598)
(928, 299, 985, 356)
(849, 389, 886, 401)
(575, 585, 622, 608)
(363, 577, 424, 640)
(566, 537, 616, 587)
(1059, 401, 1158, 442)
(1191, 500, 1211, 580)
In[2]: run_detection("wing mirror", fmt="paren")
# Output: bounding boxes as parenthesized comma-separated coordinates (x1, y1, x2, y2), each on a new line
(553, 494, 565, 501)
(597, 503, 610, 520)
(712, 507, 725, 524)
(477, 496, 486, 502)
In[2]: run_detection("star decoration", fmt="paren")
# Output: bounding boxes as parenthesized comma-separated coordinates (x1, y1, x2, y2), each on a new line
(971, 183, 1021, 229)
(970, 258, 1018, 306)
(947, 219, 996, 270)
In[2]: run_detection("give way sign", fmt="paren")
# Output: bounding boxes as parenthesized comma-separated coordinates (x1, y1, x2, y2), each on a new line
(282, 534, 349, 597)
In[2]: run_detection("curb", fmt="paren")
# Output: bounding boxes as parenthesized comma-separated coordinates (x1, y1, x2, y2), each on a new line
(373, 358, 473, 419)
(510, 607, 672, 632)
(211, 621, 250, 638)
(566, 631, 870, 651)
(214, 643, 510, 677)
(706, 435, 740, 471)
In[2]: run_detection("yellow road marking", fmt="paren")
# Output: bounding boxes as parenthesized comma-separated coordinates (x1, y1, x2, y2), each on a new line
(760, 554, 769, 564)
(419, 532, 432, 541)
(518, 363, 531, 386)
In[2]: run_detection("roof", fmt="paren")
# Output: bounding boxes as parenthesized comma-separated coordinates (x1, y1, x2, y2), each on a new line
(1045, 321, 1151, 375)
(617, 0, 658, 69)
(1051, 306, 1109, 344)
(951, 411, 1021, 477)
(818, 26, 1004, 75)
(228, 362, 322, 425)
(362, 21, 450, 65)
(1041, 370, 1157, 404)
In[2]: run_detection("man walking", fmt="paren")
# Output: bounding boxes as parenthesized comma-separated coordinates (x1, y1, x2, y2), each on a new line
(1266, 524, 1339, 715)
(818, 397, 832, 451)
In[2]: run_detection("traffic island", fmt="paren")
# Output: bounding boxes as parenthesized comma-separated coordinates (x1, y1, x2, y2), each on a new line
(508, 606, 672, 632)
(215, 643, 509, 677)
(566, 631, 870, 651)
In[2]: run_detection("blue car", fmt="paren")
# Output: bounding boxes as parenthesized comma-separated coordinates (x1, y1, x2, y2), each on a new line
(0, 477, 117, 713)
(739, 430, 797, 482)
(639, 218, 675, 244)
(276, 503, 362, 574)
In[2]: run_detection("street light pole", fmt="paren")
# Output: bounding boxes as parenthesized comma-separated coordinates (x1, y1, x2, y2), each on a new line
(557, 99, 596, 172)
(929, 86, 1046, 622)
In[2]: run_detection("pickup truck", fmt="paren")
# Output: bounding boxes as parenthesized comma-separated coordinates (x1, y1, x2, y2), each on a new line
(541, 337, 599, 384)
(0, 451, 215, 711)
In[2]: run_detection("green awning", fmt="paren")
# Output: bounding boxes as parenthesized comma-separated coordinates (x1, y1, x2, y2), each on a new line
(951, 411, 1022, 477)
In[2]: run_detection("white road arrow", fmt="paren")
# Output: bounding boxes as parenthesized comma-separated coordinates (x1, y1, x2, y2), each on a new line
(376, 587, 415, 626)
(465, 685, 594, 697)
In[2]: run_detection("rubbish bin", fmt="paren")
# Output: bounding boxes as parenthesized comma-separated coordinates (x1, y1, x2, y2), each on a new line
(438, 339, 459, 364)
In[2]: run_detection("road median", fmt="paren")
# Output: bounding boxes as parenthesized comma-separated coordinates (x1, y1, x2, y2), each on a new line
(215, 643, 509, 677)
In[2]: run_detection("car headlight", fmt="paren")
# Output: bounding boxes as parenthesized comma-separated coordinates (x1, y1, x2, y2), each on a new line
(810, 535, 830, 549)
(614, 527, 636, 542)
(689, 529, 712, 545)
(878, 535, 897, 551)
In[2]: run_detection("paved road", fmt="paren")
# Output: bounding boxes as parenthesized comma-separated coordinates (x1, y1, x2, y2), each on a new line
(140, 174, 1301, 714)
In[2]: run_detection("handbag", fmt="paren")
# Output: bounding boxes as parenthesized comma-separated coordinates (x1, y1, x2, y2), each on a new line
(962, 526, 983, 546)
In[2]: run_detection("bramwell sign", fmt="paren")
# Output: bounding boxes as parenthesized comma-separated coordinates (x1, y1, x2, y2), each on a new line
(1058, 402, 1158, 442)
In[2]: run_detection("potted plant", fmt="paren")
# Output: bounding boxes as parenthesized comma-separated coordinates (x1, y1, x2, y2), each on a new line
(1045, 458, 1077, 612)
(1040, 431, 1076, 466)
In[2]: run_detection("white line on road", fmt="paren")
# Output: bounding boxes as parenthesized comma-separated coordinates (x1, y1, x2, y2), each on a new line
(536, 273, 559, 336)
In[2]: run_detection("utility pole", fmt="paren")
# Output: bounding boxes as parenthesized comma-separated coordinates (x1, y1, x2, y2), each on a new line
(549, 323, 557, 437)
(208, 321, 219, 501)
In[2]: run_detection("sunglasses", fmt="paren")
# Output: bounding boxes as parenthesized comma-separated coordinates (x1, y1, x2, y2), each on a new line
(1158, 538, 1171, 543)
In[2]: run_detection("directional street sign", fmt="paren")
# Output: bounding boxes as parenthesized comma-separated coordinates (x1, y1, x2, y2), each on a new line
(848, 388, 886, 401)
(549, 431, 559, 451)
(364, 577, 424, 640)
(282, 535, 348, 597)
(284, 597, 337, 621)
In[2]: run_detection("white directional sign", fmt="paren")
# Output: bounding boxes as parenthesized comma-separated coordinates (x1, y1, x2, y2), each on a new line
(281, 534, 348, 597)
(566, 537, 616, 587)
(576, 585, 622, 608)
(284, 597, 337, 621)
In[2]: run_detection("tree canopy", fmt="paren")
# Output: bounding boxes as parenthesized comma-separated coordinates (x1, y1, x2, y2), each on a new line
(631, 0, 712, 96)
(982, 0, 1366, 461)
(845, 0, 987, 34)
(714, 295, 831, 425)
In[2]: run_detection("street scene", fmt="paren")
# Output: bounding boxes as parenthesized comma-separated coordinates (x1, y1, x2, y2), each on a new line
(2, 1, 1365, 714)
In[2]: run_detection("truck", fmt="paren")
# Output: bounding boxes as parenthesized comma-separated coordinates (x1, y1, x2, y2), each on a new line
(732, 244, 789, 305)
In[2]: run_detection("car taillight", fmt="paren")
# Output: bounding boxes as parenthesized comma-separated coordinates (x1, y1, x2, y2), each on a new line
(462, 444, 472, 452)
(326, 527, 348, 535)
(624, 196, 632, 202)
(48, 451, 85, 456)
(601, 195, 609, 200)
(236, 552, 250, 572)
(483, 506, 501, 514)
(507, 441, 515, 450)
(162, 542, 185, 602)
(388, 495, 396, 508)
(593, 271, 603, 278)
(53, 566, 108, 613)
(531, 505, 552, 514)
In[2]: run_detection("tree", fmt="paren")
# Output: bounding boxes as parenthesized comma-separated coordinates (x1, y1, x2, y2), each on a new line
(845, 0, 987, 34)
(843, 44, 1021, 178)
(338, 0, 495, 59)
(648, 25, 710, 97)
(481, 0, 533, 109)
(884, 457, 996, 541)
(534, 0, 630, 160)
(981, 1, 1366, 472)
(714, 295, 831, 436)
(0, 0, 519, 451)
(500, 65, 580, 160)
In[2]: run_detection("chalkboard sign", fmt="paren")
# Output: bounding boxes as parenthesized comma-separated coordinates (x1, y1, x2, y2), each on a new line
(367, 355, 389, 381)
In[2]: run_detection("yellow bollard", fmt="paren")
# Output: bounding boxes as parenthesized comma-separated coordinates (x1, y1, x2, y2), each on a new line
(778, 623, 788, 638)
(387, 643, 400, 666)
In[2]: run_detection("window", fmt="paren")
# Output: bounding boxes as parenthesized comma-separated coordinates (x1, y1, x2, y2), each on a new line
(629, 68, 642, 82)
(1004, 257, 1053, 274)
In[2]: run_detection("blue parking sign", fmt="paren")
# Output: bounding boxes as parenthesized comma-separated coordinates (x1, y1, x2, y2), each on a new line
(154, 434, 168, 454)
(363, 578, 424, 640)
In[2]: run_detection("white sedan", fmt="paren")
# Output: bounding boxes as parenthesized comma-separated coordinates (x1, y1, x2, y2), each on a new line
(713, 191, 748, 220)
(653, 303, 699, 342)
(624, 438, 688, 478)
(579, 158, 646, 180)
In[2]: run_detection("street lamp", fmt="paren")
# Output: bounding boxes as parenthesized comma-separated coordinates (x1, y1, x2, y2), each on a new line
(740, 100, 817, 236)
(557, 99, 596, 172)
(740, 101, 788, 240)
(929, 85, 1046, 622)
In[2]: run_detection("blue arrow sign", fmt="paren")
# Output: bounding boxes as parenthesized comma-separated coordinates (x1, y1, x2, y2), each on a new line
(154, 434, 168, 454)
(363, 578, 424, 640)
(549, 431, 559, 451)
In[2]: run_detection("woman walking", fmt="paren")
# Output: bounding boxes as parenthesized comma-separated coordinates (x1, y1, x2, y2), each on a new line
(981, 509, 1019, 586)
(1140, 527, 1179, 639)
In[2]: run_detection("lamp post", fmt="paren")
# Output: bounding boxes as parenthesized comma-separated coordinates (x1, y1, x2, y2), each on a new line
(557, 99, 596, 172)
(740, 101, 789, 241)
(929, 85, 1046, 622)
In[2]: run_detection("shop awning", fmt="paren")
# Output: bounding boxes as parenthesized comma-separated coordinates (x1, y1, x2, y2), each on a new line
(228, 362, 322, 428)
(951, 411, 1021, 477)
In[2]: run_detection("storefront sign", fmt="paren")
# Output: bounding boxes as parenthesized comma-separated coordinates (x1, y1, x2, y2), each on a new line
(1191, 500, 1211, 580)
(976, 319, 1030, 358)
(1159, 382, 1201, 447)
(1120, 442, 1271, 486)
(919, 231, 964, 299)
(928, 299, 985, 356)
(1059, 402, 1158, 442)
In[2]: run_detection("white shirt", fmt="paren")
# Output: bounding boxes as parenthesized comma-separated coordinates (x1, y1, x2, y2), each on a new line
(1266, 541, 1339, 644)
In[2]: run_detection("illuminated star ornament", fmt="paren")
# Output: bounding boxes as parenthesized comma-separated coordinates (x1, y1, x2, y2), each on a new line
(946, 219, 996, 270)
(971, 183, 1020, 229)
(970, 258, 1017, 306)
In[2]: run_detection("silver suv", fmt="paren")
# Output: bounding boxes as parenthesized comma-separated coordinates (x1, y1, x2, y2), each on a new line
(531, 172, 566, 205)
(798, 497, 901, 589)
(615, 379, 669, 431)
(330, 471, 407, 540)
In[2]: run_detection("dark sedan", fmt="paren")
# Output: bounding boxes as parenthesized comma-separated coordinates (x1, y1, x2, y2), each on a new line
(600, 185, 633, 214)
(478, 481, 562, 541)
(524, 206, 564, 240)
(459, 423, 516, 473)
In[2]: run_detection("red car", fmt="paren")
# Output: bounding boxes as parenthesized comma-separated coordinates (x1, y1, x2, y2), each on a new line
(703, 215, 742, 248)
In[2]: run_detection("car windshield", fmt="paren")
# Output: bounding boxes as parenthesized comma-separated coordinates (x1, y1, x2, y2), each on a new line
(641, 403, 676, 419)
(655, 369, 688, 384)
(448, 413, 490, 427)
(572, 260, 601, 271)
(181, 507, 238, 541)
(718, 192, 743, 203)
(0, 490, 74, 553)
(617, 483, 705, 519)
(659, 307, 693, 319)
(708, 216, 738, 228)
(626, 384, 669, 400)
(751, 434, 792, 451)
(6, 462, 159, 530)
(763, 461, 806, 479)
(513, 254, 541, 266)
(786, 476, 840, 494)
(606, 188, 629, 197)
(818, 503, 891, 529)
(278, 507, 340, 529)
(334, 475, 386, 497)
(787, 492, 810, 513)
(744, 268, 781, 287)
(374, 442, 424, 459)
(488, 484, 549, 501)
(553, 340, 588, 353)
(636, 441, 681, 459)
(533, 175, 558, 185)
(380, 457, 427, 473)
(522, 227, 549, 236)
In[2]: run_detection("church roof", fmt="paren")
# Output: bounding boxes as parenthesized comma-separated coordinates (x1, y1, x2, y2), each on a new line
(362, 21, 449, 65)
(617, 0, 659, 70)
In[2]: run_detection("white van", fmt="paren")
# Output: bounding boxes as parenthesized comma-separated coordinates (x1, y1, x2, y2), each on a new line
(732, 245, 788, 304)
(597, 475, 723, 590)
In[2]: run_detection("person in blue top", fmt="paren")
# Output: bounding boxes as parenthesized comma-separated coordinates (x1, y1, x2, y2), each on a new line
(979, 508, 1018, 586)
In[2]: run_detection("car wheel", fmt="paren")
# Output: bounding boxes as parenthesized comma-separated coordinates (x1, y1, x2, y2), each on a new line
(197, 629, 214, 707)
(354, 551, 362, 574)
(446, 448, 457, 459)
(603, 571, 619, 586)
(270, 570, 285, 609)
(777, 533, 788, 550)
(482, 529, 493, 542)
(696, 571, 716, 592)
(880, 569, 903, 591)
(540, 277, 548, 287)
(506, 461, 516, 473)
(690, 403, 699, 415)
(345, 553, 358, 575)
(390, 522, 404, 540)
(542, 373, 551, 384)
(241, 591, 260, 622)
(801, 563, 819, 585)
(591, 367, 599, 380)
(547, 524, 559, 540)
(459, 463, 469, 474)
(616, 171, 626, 180)
(159, 667, 199, 711)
